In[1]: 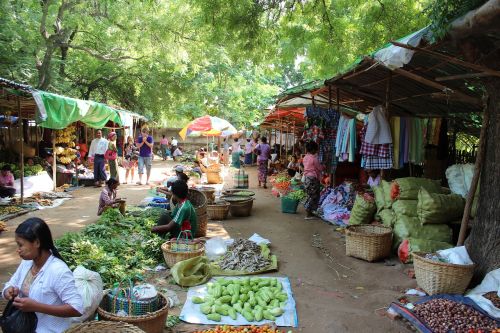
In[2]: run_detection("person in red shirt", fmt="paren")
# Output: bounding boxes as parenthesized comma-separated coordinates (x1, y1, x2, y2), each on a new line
(0, 165, 16, 197)
(302, 141, 323, 220)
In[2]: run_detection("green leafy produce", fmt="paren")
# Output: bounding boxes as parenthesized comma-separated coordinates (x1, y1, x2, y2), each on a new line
(284, 190, 306, 201)
(0, 163, 44, 179)
(193, 277, 288, 323)
(55, 208, 166, 287)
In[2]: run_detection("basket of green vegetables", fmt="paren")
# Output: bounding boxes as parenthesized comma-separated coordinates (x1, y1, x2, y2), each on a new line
(281, 190, 306, 214)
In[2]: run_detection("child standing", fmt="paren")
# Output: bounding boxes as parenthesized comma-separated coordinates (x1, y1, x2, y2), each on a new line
(302, 141, 323, 220)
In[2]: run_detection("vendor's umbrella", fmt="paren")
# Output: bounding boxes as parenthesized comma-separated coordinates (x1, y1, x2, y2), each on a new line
(179, 115, 237, 140)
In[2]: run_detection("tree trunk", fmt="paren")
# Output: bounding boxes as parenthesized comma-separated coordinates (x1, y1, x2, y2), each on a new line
(465, 78, 500, 283)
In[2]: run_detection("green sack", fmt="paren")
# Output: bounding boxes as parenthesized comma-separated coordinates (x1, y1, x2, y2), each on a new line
(417, 188, 465, 224)
(382, 180, 393, 208)
(171, 256, 211, 287)
(393, 215, 452, 247)
(379, 209, 395, 227)
(373, 185, 385, 214)
(394, 177, 442, 200)
(398, 238, 453, 263)
(349, 194, 376, 225)
(392, 200, 418, 218)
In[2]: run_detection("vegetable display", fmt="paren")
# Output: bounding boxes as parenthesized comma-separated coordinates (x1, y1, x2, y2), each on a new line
(193, 277, 288, 323)
(218, 238, 271, 272)
(0, 162, 44, 179)
(413, 299, 498, 333)
(284, 190, 305, 201)
(192, 325, 292, 333)
(55, 207, 166, 286)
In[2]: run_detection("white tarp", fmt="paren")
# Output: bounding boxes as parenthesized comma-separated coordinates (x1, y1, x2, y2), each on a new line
(13, 171, 54, 198)
(374, 27, 428, 70)
(180, 276, 299, 327)
(466, 269, 500, 319)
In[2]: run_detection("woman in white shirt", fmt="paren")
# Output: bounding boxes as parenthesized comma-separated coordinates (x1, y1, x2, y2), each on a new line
(2, 218, 83, 333)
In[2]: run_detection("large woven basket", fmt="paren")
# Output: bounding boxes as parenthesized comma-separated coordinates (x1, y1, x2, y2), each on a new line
(196, 212, 208, 237)
(224, 197, 254, 217)
(345, 225, 393, 262)
(222, 189, 255, 197)
(170, 188, 207, 216)
(65, 321, 146, 333)
(413, 252, 475, 295)
(161, 240, 205, 268)
(197, 187, 216, 203)
(97, 292, 169, 333)
(207, 201, 230, 220)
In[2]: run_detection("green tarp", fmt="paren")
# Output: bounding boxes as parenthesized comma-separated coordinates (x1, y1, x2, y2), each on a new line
(33, 90, 123, 129)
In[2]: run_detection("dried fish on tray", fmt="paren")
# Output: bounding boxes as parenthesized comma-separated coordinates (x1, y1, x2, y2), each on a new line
(218, 238, 271, 273)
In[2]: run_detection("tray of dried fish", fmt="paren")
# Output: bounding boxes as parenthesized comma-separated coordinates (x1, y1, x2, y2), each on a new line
(214, 238, 278, 274)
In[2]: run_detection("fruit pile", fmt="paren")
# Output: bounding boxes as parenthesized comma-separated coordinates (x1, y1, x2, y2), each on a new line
(192, 277, 288, 323)
(55, 125, 77, 164)
(0, 220, 7, 232)
(192, 325, 292, 333)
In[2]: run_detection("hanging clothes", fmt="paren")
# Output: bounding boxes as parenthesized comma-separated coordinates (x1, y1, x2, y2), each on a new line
(390, 117, 401, 169)
(365, 105, 392, 144)
(360, 112, 393, 170)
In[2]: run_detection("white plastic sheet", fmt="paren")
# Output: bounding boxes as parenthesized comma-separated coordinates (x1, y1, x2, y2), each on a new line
(13, 172, 54, 198)
(437, 246, 474, 265)
(180, 277, 298, 327)
(374, 27, 427, 69)
(466, 269, 500, 319)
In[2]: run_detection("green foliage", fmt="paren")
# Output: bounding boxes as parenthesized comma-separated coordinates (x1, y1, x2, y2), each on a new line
(55, 208, 166, 287)
(285, 189, 306, 201)
(0, 163, 44, 179)
(425, 0, 488, 40)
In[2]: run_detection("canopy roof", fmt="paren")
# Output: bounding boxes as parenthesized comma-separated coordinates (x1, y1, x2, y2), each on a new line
(0, 77, 146, 129)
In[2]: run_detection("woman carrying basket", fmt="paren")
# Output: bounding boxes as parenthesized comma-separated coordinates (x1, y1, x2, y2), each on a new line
(151, 180, 197, 238)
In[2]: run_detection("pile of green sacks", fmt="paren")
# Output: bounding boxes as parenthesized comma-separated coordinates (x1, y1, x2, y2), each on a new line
(372, 177, 465, 262)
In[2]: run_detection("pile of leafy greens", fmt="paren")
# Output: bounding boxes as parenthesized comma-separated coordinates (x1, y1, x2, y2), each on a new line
(55, 207, 166, 287)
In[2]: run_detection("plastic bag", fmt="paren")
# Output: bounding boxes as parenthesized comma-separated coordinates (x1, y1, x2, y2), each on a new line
(349, 194, 376, 225)
(379, 208, 395, 227)
(0, 300, 37, 333)
(72, 266, 104, 323)
(171, 256, 211, 287)
(417, 188, 465, 224)
(132, 284, 157, 300)
(436, 246, 473, 265)
(466, 269, 500, 318)
(398, 238, 453, 263)
(392, 200, 418, 218)
(205, 237, 228, 261)
(391, 177, 442, 200)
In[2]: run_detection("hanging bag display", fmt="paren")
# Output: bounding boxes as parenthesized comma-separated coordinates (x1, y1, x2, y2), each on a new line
(233, 169, 249, 189)
(0, 300, 37, 333)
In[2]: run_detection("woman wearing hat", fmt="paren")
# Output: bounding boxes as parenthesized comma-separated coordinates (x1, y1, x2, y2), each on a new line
(107, 132, 120, 182)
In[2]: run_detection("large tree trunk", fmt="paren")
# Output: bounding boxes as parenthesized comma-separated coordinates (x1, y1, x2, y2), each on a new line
(465, 78, 500, 283)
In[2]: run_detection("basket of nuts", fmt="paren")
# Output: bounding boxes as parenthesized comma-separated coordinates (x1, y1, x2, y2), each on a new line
(413, 252, 475, 295)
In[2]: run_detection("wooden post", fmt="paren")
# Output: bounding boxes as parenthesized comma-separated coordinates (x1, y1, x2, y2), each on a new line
(52, 131, 57, 191)
(35, 124, 39, 157)
(17, 97, 24, 204)
(457, 104, 489, 246)
(331, 87, 340, 187)
(292, 121, 296, 157)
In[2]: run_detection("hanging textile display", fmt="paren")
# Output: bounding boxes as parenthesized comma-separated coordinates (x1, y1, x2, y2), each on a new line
(360, 106, 393, 170)
(335, 115, 357, 162)
(302, 106, 340, 174)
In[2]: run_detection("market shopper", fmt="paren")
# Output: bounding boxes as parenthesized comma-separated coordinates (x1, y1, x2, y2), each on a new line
(170, 136, 178, 156)
(97, 178, 124, 215)
(231, 138, 243, 169)
(0, 164, 16, 197)
(255, 137, 271, 188)
(173, 146, 183, 161)
(160, 135, 169, 160)
(88, 129, 108, 187)
(137, 127, 153, 185)
(122, 136, 139, 184)
(151, 180, 198, 238)
(303, 141, 323, 220)
(244, 138, 253, 165)
(287, 155, 301, 178)
(222, 138, 230, 166)
(2, 218, 83, 333)
(107, 132, 120, 183)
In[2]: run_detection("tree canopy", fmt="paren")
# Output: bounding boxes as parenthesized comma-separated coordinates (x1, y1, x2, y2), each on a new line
(0, 0, 455, 126)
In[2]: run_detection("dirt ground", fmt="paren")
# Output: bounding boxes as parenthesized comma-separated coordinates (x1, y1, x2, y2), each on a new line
(0, 160, 416, 332)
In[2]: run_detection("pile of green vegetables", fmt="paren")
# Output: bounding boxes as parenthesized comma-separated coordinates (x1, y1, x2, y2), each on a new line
(284, 190, 306, 201)
(0, 162, 44, 179)
(55, 207, 166, 287)
(192, 277, 288, 323)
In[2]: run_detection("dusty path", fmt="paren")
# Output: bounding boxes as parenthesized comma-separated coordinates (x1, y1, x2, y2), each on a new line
(0, 161, 414, 332)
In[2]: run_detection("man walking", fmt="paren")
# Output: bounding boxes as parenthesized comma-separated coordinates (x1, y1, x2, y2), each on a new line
(137, 127, 154, 185)
(89, 129, 109, 187)
(170, 136, 178, 157)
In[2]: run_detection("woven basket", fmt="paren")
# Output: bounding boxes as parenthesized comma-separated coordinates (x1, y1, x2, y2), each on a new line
(413, 252, 475, 295)
(97, 292, 169, 333)
(222, 189, 255, 197)
(196, 212, 208, 237)
(207, 201, 230, 220)
(170, 189, 207, 216)
(197, 187, 216, 203)
(161, 240, 205, 268)
(64, 321, 146, 333)
(226, 198, 254, 217)
(345, 225, 393, 262)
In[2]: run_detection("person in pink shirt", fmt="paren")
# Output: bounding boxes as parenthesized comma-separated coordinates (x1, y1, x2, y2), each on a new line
(160, 135, 170, 161)
(0, 164, 16, 197)
(302, 141, 323, 220)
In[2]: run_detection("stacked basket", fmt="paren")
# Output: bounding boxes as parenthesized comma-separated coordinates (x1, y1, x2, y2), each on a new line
(207, 201, 231, 220)
(345, 225, 393, 262)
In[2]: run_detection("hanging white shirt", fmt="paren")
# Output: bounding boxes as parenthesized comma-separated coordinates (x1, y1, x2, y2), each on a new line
(365, 105, 392, 144)
(2, 255, 84, 333)
(88, 138, 109, 156)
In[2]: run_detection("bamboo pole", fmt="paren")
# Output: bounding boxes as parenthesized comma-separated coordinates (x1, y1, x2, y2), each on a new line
(35, 124, 39, 157)
(457, 103, 489, 246)
(52, 131, 57, 191)
(17, 97, 24, 204)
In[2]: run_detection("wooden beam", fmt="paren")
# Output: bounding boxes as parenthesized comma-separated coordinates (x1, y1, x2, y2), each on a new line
(391, 41, 500, 78)
(430, 92, 485, 106)
(17, 97, 24, 204)
(435, 72, 494, 81)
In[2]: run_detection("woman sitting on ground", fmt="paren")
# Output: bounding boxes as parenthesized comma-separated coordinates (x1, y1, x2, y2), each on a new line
(97, 178, 124, 216)
(151, 180, 198, 238)
(2, 218, 83, 333)
(0, 164, 16, 198)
